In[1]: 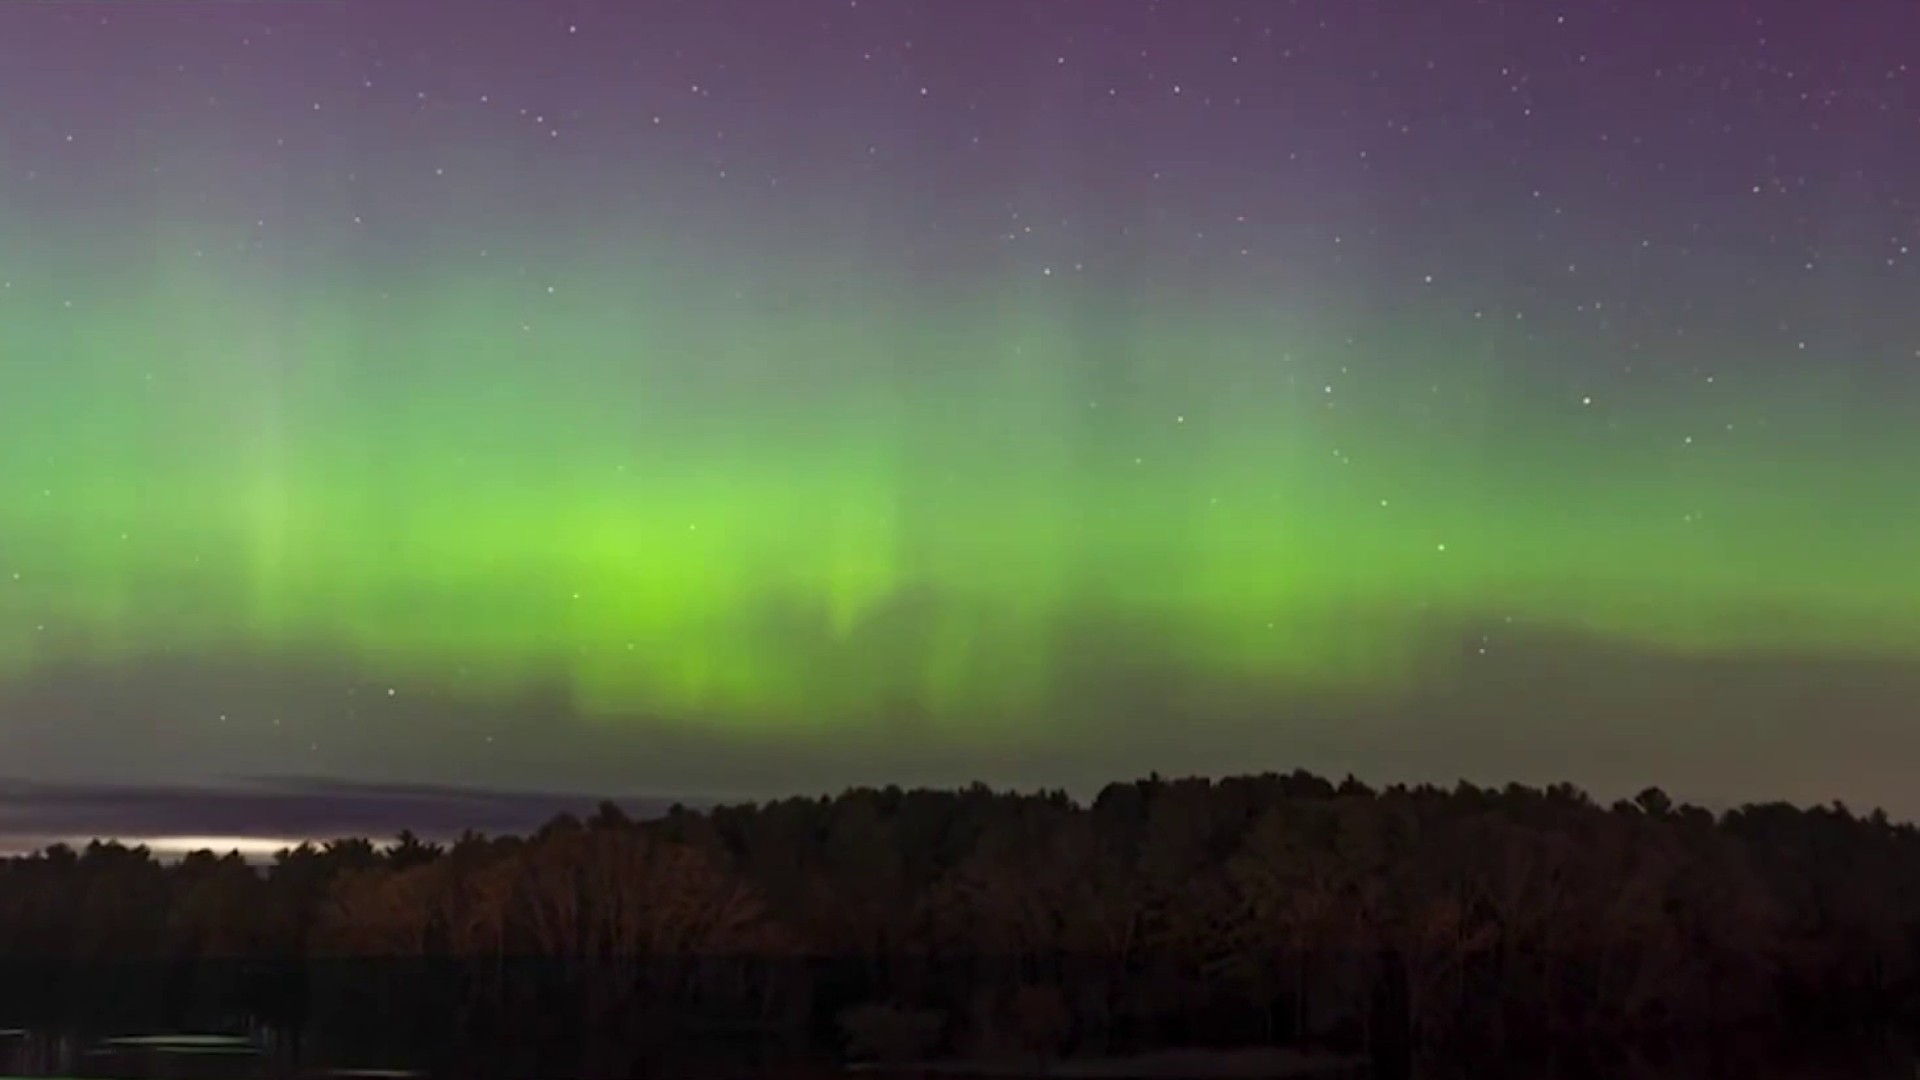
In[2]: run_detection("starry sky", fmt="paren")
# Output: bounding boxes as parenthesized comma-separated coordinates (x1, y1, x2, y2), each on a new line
(2, 0, 1919, 843)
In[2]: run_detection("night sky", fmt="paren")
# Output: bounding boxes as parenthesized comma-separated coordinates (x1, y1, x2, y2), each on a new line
(2, 0, 1918, 846)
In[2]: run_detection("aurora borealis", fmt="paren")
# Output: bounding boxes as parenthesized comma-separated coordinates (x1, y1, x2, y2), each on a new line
(2, 0, 1919, 827)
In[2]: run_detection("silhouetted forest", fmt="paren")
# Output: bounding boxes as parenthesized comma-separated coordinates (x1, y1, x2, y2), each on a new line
(1, 772, 1917, 1079)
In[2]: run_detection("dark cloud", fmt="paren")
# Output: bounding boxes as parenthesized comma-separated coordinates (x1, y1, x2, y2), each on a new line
(2, 615, 1918, 843)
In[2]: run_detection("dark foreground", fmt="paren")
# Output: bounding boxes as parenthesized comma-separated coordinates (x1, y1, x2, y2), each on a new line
(2, 1027, 1920, 1080)
(7, 774, 1920, 1076)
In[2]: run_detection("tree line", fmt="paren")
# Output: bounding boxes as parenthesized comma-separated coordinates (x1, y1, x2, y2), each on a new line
(0, 772, 1915, 1077)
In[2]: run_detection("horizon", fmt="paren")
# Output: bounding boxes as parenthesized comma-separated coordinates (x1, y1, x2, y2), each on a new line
(0, 769, 1849, 861)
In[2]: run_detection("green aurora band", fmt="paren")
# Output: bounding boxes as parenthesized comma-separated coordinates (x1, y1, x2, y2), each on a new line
(2, 239, 1915, 741)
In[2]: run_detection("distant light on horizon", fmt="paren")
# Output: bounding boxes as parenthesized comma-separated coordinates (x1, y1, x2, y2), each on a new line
(0, 834, 311, 861)
(133, 834, 306, 858)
